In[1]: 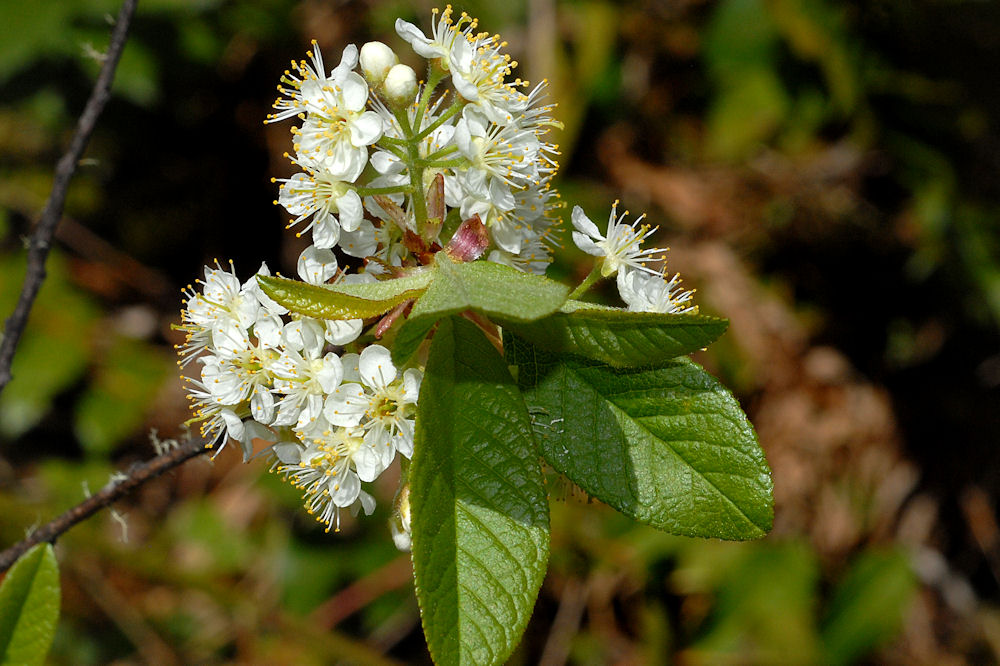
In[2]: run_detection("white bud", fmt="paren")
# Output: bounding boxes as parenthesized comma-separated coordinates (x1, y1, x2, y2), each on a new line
(383, 64, 418, 107)
(359, 41, 398, 86)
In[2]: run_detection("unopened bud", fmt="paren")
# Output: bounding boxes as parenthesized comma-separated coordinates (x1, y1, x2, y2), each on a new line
(445, 214, 490, 262)
(359, 41, 398, 86)
(383, 64, 418, 107)
(390, 482, 412, 552)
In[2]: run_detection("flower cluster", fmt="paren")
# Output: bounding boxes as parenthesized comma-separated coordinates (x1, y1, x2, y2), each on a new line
(175, 7, 695, 542)
(176, 252, 418, 530)
(267, 6, 562, 273)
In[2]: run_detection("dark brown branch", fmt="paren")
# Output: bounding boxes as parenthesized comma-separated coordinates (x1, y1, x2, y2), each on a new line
(0, 436, 210, 573)
(0, 0, 139, 394)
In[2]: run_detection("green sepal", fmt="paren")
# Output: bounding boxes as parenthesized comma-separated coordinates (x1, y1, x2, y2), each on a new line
(411, 317, 550, 666)
(256, 271, 433, 320)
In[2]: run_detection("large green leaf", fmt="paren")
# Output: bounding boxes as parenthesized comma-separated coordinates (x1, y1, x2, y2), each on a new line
(509, 335, 772, 540)
(0, 544, 60, 666)
(411, 317, 550, 666)
(393, 254, 568, 365)
(499, 300, 729, 367)
(256, 270, 433, 320)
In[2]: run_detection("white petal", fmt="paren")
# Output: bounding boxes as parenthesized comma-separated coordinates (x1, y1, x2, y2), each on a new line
(401, 368, 422, 402)
(395, 419, 415, 458)
(358, 345, 395, 389)
(371, 151, 401, 175)
(340, 353, 361, 382)
(353, 441, 386, 482)
(253, 313, 283, 348)
(357, 490, 376, 515)
(571, 206, 602, 238)
(323, 384, 368, 426)
(395, 19, 429, 48)
(332, 44, 359, 78)
(329, 468, 361, 507)
(340, 73, 369, 111)
(297, 246, 339, 285)
(315, 353, 344, 393)
(325, 319, 362, 346)
(336, 190, 363, 232)
(250, 385, 275, 424)
(350, 111, 384, 147)
(311, 214, 341, 249)
(572, 231, 604, 257)
(273, 441, 303, 464)
(341, 220, 378, 258)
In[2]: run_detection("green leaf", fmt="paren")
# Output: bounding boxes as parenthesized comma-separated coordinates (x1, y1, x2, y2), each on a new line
(821, 549, 916, 665)
(0, 544, 60, 666)
(393, 254, 569, 365)
(509, 336, 772, 540)
(499, 300, 728, 367)
(256, 271, 434, 320)
(411, 317, 550, 666)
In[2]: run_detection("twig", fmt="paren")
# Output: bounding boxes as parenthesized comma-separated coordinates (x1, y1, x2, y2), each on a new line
(0, 436, 209, 573)
(0, 0, 139, 395)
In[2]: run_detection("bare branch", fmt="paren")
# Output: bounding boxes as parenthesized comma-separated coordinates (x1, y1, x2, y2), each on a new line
(0, 436, 210, 573)
(0, 0, 139, 394)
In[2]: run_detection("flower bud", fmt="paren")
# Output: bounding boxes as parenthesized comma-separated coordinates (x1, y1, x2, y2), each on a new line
(390, 481, 412, 552)
(383, 64, 418, 108)
(359, 41, 399, 87)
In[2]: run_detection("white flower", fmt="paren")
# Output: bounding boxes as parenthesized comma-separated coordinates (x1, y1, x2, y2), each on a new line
(276, 171, 363, 249)
(324, 345, 421, 459)
(271, 326, 344, 430)
(394, 7, 476, 63)
(448, 32, 527, 124)
(276, 426, 379, 531)
(271, 43, 383, 182)
(571, 202, 666, 277)
(454, 106, 540, 189)
(176, 261, 261, 364)
(617, 267, 697, 314)
(266, 42, 359, 123)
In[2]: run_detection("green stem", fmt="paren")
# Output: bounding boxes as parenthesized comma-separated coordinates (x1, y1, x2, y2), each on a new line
(418, 157, 465, 169)
(414, 96, 465, 142)
(379, 135, 407, 147)
(355, 185, 413, 197)
(418, 144, 459, 163)
(413, 65, 447, 133)
(567, 264, 605, 300)
(394, 107, 428, 235)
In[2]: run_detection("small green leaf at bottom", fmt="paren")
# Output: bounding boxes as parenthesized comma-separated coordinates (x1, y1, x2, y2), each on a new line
(411, 317, 550, 666)
(0, 544, 60, 666)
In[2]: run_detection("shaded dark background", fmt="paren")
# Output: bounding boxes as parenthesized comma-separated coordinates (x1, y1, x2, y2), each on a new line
(1, 0, 999, 662)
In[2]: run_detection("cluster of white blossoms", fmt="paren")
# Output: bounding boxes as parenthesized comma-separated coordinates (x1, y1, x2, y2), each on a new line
(175, 7, 695, 540)
(571, 201, 697, 314)
(175, 250, 417, 530)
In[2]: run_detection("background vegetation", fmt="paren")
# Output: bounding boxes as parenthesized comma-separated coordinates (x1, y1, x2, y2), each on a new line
(2, 0, 999, 662)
